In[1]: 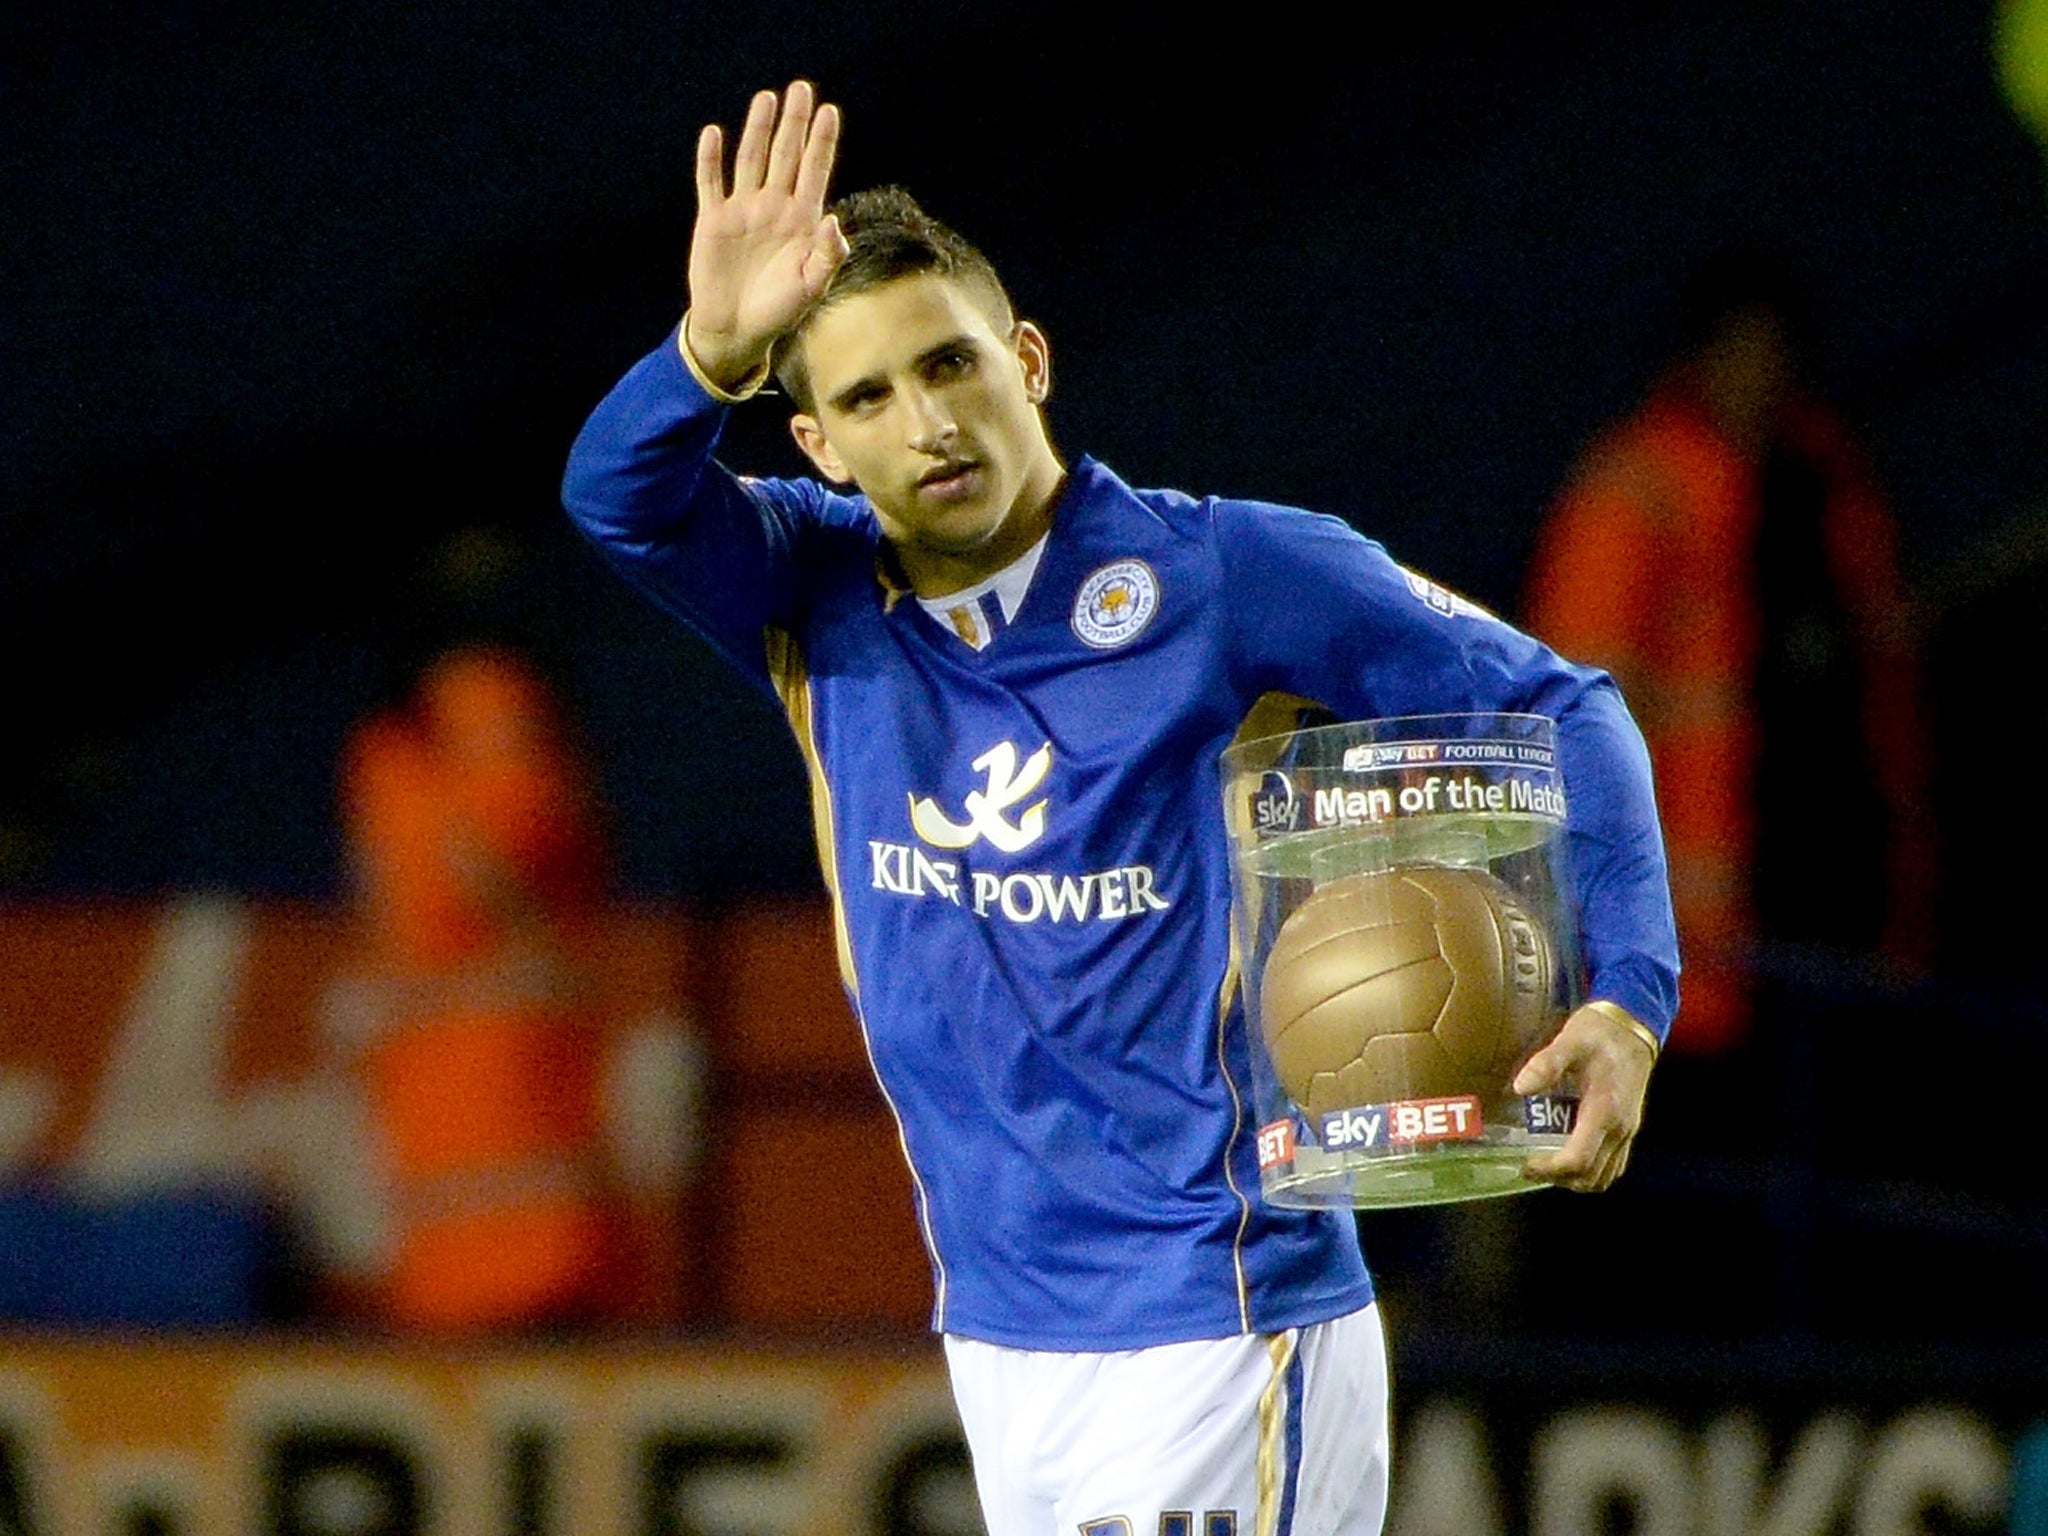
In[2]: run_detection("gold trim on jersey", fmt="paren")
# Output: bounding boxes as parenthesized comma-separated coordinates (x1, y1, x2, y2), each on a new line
(1214, 691, 1332, 1335)
(1212, 940, 1254, 1335)
(766, 625, 952, 1326)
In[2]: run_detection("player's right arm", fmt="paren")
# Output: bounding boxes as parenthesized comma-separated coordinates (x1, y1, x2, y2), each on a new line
(561, 83, 849, 689)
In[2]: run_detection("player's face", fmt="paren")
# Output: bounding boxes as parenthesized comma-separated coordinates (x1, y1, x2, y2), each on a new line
(789, 274, 1063, 591)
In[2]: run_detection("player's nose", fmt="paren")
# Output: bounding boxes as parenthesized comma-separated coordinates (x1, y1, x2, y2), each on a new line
(904, 385, 958, 453)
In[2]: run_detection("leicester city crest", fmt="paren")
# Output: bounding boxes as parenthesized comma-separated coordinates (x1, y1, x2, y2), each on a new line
(1071, 559, 1160, 650)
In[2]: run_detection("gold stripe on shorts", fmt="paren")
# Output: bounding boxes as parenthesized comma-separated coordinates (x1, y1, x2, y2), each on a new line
(1255, 1330, 1299, 1536)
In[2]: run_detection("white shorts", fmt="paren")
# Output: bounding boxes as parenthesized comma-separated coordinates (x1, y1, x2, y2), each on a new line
(942, 1304, 1389, 1536)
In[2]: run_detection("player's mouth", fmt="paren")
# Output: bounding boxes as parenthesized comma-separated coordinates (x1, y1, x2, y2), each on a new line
(915, 458, 983, 503)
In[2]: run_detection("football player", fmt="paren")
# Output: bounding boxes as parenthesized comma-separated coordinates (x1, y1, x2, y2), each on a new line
(563, 82, 1675, 1536)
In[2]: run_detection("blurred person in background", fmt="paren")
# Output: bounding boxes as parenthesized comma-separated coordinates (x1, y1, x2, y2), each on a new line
(339, 636, 623, 1331)
(1522, 254, 1935, 1077)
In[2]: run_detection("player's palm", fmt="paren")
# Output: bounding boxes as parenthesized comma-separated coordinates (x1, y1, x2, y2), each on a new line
(690, 197, 841, 347)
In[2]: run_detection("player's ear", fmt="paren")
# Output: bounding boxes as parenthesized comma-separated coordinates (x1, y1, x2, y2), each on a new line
(1015, 320, 1052, 405)
(790, 414, 852, 482)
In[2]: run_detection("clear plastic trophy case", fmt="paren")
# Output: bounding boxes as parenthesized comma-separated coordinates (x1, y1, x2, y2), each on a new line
(1221, 713, 1582, 1209)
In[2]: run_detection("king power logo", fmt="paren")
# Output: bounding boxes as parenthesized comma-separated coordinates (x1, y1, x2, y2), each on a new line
(874, 741, 1172, 927)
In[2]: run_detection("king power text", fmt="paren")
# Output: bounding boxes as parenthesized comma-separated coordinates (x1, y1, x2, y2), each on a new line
(868, 841, 1172, 925)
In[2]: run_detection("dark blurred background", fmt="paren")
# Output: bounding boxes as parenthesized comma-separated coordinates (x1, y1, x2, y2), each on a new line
(8, 0, 2044, 907)
(8, 0, 2048, 1397)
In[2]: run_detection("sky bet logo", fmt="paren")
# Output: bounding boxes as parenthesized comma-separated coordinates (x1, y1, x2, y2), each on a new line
(1256, 1119, 1296, 1170)
(1251, 770, 1302, 835)
(1524, 1093, 1578, 1137)
(1319, 1095, 1484, 1151)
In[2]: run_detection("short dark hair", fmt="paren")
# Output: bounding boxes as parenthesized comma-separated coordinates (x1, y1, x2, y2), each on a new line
(771, 186, 1016, 412)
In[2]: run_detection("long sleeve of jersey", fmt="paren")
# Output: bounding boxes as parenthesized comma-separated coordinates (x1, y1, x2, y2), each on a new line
(1212, 496, 1680, 1038)
(563, 331, 818, 692)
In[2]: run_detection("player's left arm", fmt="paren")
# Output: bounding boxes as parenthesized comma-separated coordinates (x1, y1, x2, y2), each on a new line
(1216, 498, 1678, 1192)
(1504, 666, 1675, 1193)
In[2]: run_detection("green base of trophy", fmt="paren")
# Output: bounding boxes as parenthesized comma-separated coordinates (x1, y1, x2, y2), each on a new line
(1262, 1135, 1569, 1210)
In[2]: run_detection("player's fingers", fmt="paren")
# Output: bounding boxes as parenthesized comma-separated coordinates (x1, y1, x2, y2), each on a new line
(794, 101, 841, 211)
(1541, 1143, 1609, 1193)
(1522, 1134, 1588, 1186)
(1530, 1096, 1618, 1187)
(1511, 1041, 1564, 1097)
(1571, 1134, 1618, 1193)
(1588, 1113, 1641, 1190)
(765, 79, 813, 191)
(695, 123, 727, 208)
(731, 88, 778, 191)
(800, 212, 849, 293)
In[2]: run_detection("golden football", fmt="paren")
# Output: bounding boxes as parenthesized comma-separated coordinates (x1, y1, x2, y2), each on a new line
(1258, 863, 1557, 1119)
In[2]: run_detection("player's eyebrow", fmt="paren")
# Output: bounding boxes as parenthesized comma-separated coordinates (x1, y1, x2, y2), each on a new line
(825, 370, 889, 415)
(911, 333, 979, 372)
(824, 333, 981, 416)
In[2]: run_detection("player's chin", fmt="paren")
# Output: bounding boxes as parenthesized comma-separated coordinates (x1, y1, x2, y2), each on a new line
(907, 504, 1005, 555)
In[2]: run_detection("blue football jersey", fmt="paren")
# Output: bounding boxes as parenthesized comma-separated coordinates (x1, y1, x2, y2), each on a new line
(564, 336, 1679, 1350)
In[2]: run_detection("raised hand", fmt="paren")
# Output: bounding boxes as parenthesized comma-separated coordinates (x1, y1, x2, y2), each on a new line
(1513, 1002, 1657, 1193)
(684, 81, 849, 393)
